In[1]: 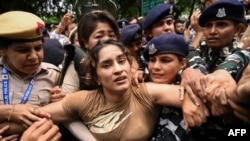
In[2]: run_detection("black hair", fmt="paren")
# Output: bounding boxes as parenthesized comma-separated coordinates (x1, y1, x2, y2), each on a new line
(0, 37, 13, 48)
(78, 10, 120, 52)
(82, 39, 131, 88)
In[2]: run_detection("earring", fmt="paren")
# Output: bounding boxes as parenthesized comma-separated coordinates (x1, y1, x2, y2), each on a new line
(97, 82, 101, 86)
(178, 68, 184, 76)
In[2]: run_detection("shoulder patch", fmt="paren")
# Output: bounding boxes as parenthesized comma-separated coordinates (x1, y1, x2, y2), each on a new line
(41, 62, 60, 72)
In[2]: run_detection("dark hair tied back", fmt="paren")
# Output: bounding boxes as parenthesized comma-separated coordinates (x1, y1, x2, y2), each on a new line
(82, 39, 132, 88)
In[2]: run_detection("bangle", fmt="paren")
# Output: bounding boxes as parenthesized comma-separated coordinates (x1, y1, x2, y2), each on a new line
(8, 104, 16, 121)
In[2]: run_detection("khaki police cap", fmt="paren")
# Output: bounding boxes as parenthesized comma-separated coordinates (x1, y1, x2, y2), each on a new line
(0, 11, 45, 41)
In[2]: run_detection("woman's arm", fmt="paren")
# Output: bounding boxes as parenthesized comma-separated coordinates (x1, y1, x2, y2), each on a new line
(236, 63, 250, 103)
(35, 91, 89, 123)
(227, 63, 250, 122)
(146, 82, 209, 128)
(182, 93, 209, 128)
(145, 82, 182, 107)
(35, 100, 75, 123)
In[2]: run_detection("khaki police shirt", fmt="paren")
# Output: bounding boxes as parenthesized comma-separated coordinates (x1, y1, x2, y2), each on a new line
(0, 61, 60, 106)
(61, 61, 80, 94)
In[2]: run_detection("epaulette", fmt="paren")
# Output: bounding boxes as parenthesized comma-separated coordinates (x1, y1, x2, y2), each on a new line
(41, 62, 60, 72)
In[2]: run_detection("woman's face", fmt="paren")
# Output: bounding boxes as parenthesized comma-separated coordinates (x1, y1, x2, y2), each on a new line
(2, 40, 43, 77)
(126, 39, 142, 55)
(96, 44, 131, 93)
(150, 17, 175, 37)
(148, 54, 186, 84)
(85, 22, 117, 50)
(203, 20, 240, 49)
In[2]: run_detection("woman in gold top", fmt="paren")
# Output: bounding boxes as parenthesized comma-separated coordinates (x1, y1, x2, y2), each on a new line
(33, 39, 199, 141)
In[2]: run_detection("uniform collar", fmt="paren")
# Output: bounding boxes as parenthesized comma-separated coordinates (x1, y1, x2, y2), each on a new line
(0, 57, 48, 78)
(210, 42, 238, 57)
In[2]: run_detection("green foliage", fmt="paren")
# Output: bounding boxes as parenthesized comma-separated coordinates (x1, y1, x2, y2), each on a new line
(174, 0, 200, 20)
(0, 0, 200, 25)
(0, 0, 68, 25)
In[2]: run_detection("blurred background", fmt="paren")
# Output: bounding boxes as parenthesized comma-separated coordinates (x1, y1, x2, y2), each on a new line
(0, 0, 248, 27)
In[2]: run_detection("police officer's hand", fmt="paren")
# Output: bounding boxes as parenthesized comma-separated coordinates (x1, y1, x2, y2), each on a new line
(205, 83, 236, 117)
(50, 86, 65, 103)
(20, 118, 61, 141)
(180, 68, 204, 106)
(182, 94, 210, 128)
(0, 125, 19, 141)
(209, 98, 231, 118)
(200, 70, 236, 104)
(228, 99, 250, 122)
(132, 70, 146, 88)
(9, 104, 42, 128)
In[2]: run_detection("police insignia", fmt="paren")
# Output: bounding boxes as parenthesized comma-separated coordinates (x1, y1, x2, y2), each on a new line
(36, 22, 44, 35)
(149, 44, 157, 55)
(216, 7, 226, 18)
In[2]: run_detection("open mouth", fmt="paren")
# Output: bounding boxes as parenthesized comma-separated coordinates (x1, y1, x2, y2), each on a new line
(114, 76, 127, 83)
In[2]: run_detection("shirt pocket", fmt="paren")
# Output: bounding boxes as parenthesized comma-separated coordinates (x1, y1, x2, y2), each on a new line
(11, 91, 40, 105)
(33, 86, 51, 106)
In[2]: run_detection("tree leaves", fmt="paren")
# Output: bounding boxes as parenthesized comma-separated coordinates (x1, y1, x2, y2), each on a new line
(0, 0, 200, 25)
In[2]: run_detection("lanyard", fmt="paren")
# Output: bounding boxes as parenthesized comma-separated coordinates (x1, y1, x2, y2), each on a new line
(2, 67, 36, 104)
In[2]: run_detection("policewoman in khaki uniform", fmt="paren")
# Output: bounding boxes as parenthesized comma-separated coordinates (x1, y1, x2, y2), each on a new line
(0, 11, 61, 139)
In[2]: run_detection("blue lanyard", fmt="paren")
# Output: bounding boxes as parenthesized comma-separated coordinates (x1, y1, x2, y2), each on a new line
(2, 67, 36, 104)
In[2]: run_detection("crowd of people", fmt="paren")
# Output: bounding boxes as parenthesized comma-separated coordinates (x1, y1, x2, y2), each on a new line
(0, 0, 250, 141)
